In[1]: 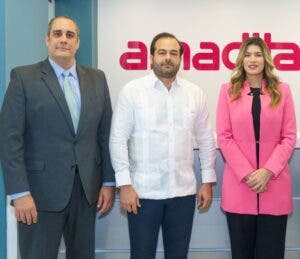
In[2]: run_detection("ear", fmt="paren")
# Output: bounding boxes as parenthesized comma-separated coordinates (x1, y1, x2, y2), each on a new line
(76, 37, 80, 50)
(45, 35, 49, 47)
(150, 54, 154, 65)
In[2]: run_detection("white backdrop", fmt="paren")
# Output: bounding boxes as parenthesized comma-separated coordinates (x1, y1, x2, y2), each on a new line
(98, 0, 300, 131)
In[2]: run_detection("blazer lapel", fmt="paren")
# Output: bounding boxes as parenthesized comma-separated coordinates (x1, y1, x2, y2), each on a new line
(240, 82, 256, 141)
(40, 59, 76, 135)
(76, 65, 91, 137)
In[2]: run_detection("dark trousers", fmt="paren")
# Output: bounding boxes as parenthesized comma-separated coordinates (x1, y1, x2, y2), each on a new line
(127, 195, 195, 259)
(226, 212, 288, 259)
(18, 172, 97, 259)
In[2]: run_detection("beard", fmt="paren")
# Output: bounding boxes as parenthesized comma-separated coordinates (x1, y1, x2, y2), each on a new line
(152, 60, 180, 79)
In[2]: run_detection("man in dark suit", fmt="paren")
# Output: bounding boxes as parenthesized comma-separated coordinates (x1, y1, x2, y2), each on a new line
(0, 16, 115, 259)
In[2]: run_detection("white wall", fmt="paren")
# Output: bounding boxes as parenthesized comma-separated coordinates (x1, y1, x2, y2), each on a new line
(98, 0, 300, 131)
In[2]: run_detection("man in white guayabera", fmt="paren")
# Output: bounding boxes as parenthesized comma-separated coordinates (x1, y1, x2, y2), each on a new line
(109, 32, 216, 259)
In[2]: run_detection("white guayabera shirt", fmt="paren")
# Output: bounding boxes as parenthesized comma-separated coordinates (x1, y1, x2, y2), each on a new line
(109, 72, 216, 199)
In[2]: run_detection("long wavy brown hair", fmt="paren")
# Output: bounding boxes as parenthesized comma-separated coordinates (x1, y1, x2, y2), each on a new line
(230, 37, 281, 107)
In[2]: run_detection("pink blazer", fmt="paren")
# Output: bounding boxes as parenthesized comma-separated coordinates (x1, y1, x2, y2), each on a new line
(216, 81, 296, 215)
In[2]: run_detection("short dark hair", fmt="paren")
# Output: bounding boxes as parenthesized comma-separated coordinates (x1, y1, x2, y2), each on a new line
(47, 15, 80, 37)
(150, 32, 183, 56)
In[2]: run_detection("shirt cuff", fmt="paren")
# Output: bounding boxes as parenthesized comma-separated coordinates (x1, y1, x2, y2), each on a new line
(102, 182, 116, 187)
(115, 170, 132, 187)
(201, 169, 217, 183)
(10, 191, 30, 200)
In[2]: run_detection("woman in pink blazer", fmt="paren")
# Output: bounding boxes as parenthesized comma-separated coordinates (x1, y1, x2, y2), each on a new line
(217, 37, 296, 259)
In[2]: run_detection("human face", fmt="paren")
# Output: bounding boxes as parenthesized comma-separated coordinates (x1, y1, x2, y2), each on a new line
(243, 44, 265, 78)
(151, 37, 181, 80)
(45, 18, 79, 69)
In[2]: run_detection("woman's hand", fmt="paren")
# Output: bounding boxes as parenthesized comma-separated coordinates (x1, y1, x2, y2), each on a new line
(245, 168, 273, 193)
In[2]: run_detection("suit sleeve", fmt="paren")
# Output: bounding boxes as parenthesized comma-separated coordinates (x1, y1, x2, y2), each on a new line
(216, 84, 255, 182)
(0, 68, 30, 194)
(263, 85, 296, 176)
(97, 72, 115, 183)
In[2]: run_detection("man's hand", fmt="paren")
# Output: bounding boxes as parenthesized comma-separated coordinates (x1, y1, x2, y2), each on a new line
(245, 168, 273, 193)
(13, 194, 37, 225)
(97, 186, 115, 216)
(119, 185, 141, 214)
(197, 183, 213, 210)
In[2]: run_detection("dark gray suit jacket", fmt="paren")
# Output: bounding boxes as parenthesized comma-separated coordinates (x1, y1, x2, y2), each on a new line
(0, 59, 115, 211)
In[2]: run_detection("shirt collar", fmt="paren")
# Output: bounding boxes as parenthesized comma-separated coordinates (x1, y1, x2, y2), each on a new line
(149, 70, 181, 91)
(242, 79, 267, 95)
(48, 57, 78, 80)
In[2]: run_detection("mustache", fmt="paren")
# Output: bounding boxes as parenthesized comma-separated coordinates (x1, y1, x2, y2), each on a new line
(161, 60, 174, 66)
